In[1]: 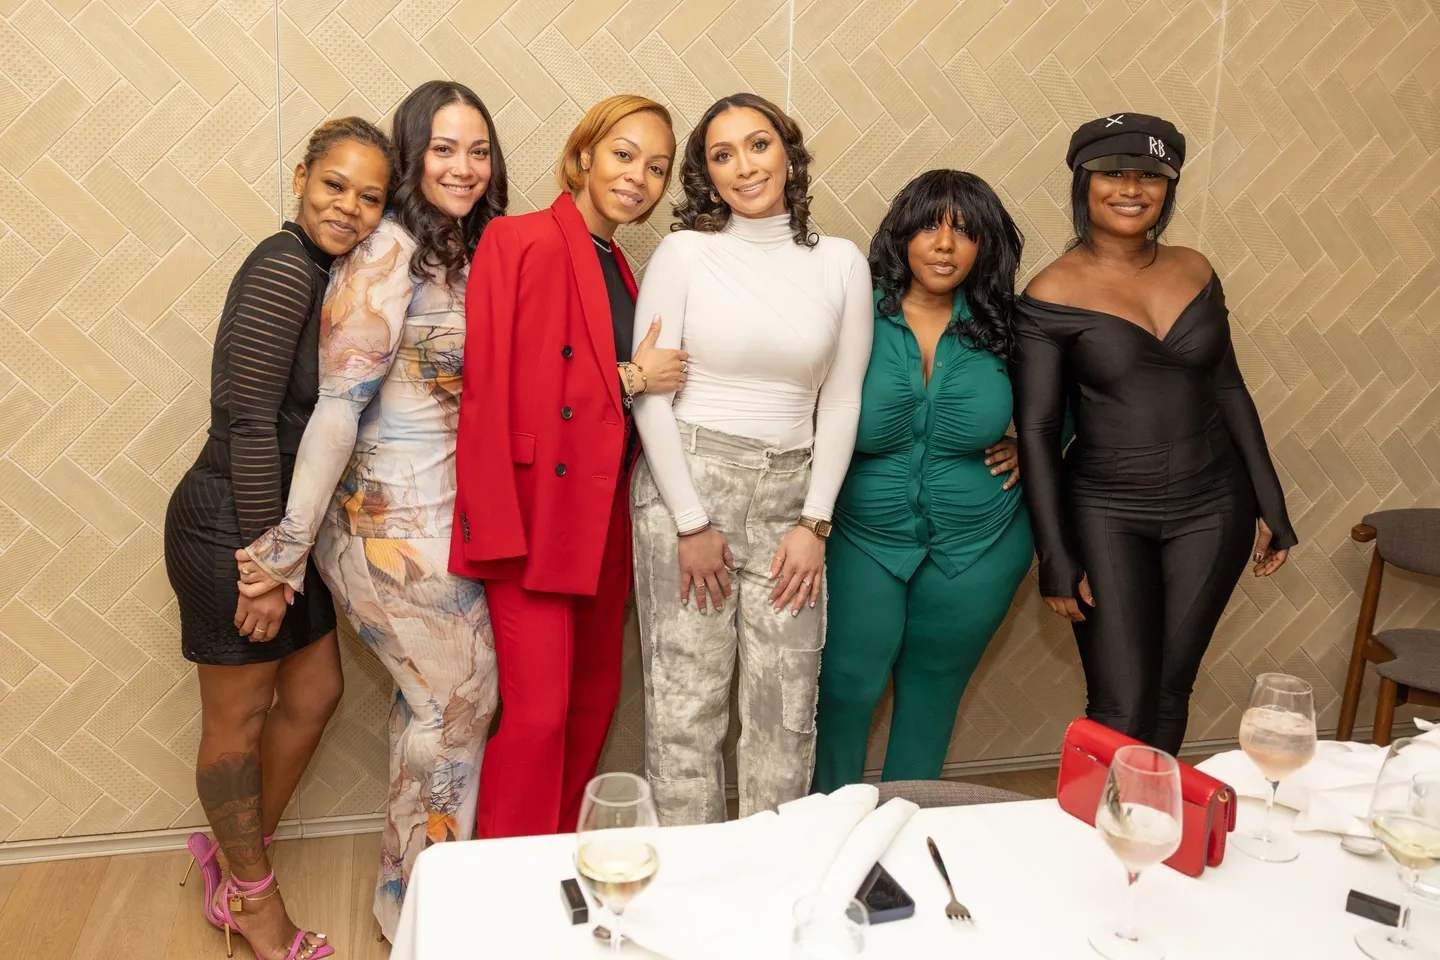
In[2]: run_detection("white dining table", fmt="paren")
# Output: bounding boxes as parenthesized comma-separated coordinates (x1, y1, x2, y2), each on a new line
(390, 796, 1440, 959)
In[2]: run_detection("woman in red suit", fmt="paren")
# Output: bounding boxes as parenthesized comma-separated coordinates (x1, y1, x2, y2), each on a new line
(450, 95, 686, 838)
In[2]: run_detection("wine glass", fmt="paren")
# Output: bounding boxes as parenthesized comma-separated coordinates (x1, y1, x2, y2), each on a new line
(575, 772, 660, 954)
(1089, 745, 1184, 960)
(791, 894, 868, 960)
(1358, 741, 1440, 959)
(1231, 672, 1318, 863)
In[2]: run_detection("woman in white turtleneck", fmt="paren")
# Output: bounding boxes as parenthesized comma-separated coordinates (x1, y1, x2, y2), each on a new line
(630, 93, 873, 825)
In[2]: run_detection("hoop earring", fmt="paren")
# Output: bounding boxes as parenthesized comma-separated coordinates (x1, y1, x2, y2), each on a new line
(710, 190, 720, 204)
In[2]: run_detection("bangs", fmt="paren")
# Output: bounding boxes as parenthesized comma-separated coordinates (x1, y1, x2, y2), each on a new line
(889, 173, 983, 243)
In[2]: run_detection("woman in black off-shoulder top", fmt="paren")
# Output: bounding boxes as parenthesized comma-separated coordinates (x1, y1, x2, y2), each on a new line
(1010, 114, 1296, 754)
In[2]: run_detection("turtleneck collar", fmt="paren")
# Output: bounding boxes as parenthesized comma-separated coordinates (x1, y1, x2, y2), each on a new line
(283, 220, 337, 272)
(722, 211, 793, 249)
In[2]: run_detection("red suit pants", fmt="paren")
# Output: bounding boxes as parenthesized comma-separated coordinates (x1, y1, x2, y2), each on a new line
(476, 481, 630, 838)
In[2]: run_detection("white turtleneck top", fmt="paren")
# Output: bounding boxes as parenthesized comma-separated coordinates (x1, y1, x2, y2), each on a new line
(631, 213, 874, 533)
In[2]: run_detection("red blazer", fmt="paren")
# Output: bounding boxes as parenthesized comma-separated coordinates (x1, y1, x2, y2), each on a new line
(449, 193, 637, 595)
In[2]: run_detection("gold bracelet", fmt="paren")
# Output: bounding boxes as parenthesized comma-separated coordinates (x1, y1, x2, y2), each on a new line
(632, 362, 647, 394)
(677, 522, 711, 538)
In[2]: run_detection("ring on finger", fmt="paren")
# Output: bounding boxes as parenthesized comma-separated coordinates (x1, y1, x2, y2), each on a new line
(801, 577, 812, 586)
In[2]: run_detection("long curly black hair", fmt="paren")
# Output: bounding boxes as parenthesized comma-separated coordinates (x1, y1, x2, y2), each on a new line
(869, 169, 1023, 358)
(672, 93, 816, 248)
(389, 80, 508, 286)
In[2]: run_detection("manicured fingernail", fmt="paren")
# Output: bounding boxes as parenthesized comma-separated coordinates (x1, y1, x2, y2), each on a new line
(990, 469, 998, 475)
(791, 608, 799, 617)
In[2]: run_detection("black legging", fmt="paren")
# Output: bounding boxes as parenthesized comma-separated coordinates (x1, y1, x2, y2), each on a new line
(1066, 429, 1256, 754)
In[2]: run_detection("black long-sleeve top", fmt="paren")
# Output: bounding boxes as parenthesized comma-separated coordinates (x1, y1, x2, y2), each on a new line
(207, 224, 334, 541)
(1010, 272, 1298, 598)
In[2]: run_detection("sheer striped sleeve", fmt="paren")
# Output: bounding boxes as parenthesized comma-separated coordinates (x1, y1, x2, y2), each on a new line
(223, 247, 316, 542)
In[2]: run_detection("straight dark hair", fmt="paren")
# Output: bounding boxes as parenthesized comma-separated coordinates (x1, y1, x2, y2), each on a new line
(869, 169, 1023, 358)
(389, 80, 508, 285)
(673, 92, 816, 248)
(1067, 167, 1177, 259)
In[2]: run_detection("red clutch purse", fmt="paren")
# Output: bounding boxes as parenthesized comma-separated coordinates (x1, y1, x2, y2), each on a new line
(1056, 717, 1237, 877)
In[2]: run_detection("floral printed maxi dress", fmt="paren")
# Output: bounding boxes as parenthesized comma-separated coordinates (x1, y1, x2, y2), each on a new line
(247, 216, 497, 940)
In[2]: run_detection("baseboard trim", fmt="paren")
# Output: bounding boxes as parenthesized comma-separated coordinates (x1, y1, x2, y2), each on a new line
(0, 814, 387, 866)
(3, 723, 1407, 864)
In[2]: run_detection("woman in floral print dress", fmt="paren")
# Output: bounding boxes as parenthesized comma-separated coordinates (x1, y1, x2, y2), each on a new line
(236, 80, 506, 940)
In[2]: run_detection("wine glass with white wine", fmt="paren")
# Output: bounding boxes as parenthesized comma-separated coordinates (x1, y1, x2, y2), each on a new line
(1231, 672, 1318, 863)
(1090, 745, 1184, 960)
(576, 772, 660, 954)
(1358, 742, 1440, 960)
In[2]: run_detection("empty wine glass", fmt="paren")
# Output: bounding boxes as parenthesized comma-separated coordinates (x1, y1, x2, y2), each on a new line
(791, 894, 868, 960)
(576, 772, 660, 954)
(1232, 672, 1318, 863)
(1358, 741, 1440, 959)
(1090, 745, 1184, 960)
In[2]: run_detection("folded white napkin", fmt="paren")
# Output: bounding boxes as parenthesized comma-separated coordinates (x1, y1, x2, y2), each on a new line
(621, 785, 915, 960)
(1196, 730, 1440, 837)
(814, 797, 918, 915)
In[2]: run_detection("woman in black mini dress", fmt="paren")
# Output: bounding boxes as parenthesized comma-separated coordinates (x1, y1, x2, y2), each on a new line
(163, 118, 393, 960)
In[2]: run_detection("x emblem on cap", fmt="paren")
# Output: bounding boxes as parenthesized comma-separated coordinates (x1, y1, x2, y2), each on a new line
(1105, 114, 1125, 127)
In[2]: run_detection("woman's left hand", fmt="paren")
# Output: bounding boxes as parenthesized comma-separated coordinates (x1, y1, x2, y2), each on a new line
(235, 548, 293, 603)
(985, 436, 1020, 490)
(1252, 519, 1289, 577)
(769, 525, 826, 616)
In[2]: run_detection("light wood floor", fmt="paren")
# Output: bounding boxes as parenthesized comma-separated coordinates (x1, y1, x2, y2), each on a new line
(0, 769, 1059, 959)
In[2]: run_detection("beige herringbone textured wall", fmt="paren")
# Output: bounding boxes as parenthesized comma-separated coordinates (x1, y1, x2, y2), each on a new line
(0, 0, 1437, 844)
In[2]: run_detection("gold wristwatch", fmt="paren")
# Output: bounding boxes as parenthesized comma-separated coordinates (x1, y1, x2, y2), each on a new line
(798, 516, 832, 539)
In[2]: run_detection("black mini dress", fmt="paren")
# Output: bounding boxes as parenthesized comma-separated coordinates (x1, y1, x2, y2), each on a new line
(164, 223, 337, 665)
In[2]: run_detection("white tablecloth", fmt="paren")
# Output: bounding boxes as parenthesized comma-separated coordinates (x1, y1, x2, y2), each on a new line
(390, 797, 1440, 959)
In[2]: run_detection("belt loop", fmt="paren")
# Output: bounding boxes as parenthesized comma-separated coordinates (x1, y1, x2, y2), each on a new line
(687, 422, 698, 454)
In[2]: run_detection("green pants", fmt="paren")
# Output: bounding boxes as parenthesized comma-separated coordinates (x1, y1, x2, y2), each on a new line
(813, 510, 1034, 792)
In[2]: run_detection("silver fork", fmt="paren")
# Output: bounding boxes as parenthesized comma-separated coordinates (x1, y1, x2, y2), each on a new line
(926, 836, 973, 924)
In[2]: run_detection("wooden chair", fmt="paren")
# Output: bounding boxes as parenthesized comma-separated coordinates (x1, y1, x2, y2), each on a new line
(1336, 509, 1440, 746)
(876, 780, 1030, 808)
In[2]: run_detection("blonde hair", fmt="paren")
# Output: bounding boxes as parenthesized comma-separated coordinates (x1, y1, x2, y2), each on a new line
(557, 95, 674, 221)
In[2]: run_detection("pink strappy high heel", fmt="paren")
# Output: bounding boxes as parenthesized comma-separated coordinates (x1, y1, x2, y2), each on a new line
(219, 871, 332, 960)
(180, 833, 275, 930)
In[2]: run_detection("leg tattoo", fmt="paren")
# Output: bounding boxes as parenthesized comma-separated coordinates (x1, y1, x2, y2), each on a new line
(196, 752, 266, 872)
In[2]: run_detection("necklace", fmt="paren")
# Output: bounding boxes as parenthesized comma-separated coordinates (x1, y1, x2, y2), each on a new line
(591, 235, 613, 253)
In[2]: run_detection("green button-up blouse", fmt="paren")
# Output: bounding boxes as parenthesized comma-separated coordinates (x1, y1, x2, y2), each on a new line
(834, 291, 1025, 582)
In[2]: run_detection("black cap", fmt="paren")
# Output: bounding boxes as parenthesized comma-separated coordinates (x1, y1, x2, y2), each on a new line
(1066, 113, 1186, 180)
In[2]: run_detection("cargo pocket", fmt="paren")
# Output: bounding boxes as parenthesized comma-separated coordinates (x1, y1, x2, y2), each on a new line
(780, 645, 823, 734)
(630, 455, 662, 509)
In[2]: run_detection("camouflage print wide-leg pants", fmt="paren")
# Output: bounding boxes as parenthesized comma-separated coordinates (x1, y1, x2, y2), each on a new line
(630, 422, 824, 826)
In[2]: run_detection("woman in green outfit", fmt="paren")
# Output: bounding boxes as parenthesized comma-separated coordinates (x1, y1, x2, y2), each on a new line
(814, 170, 1034, 790)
